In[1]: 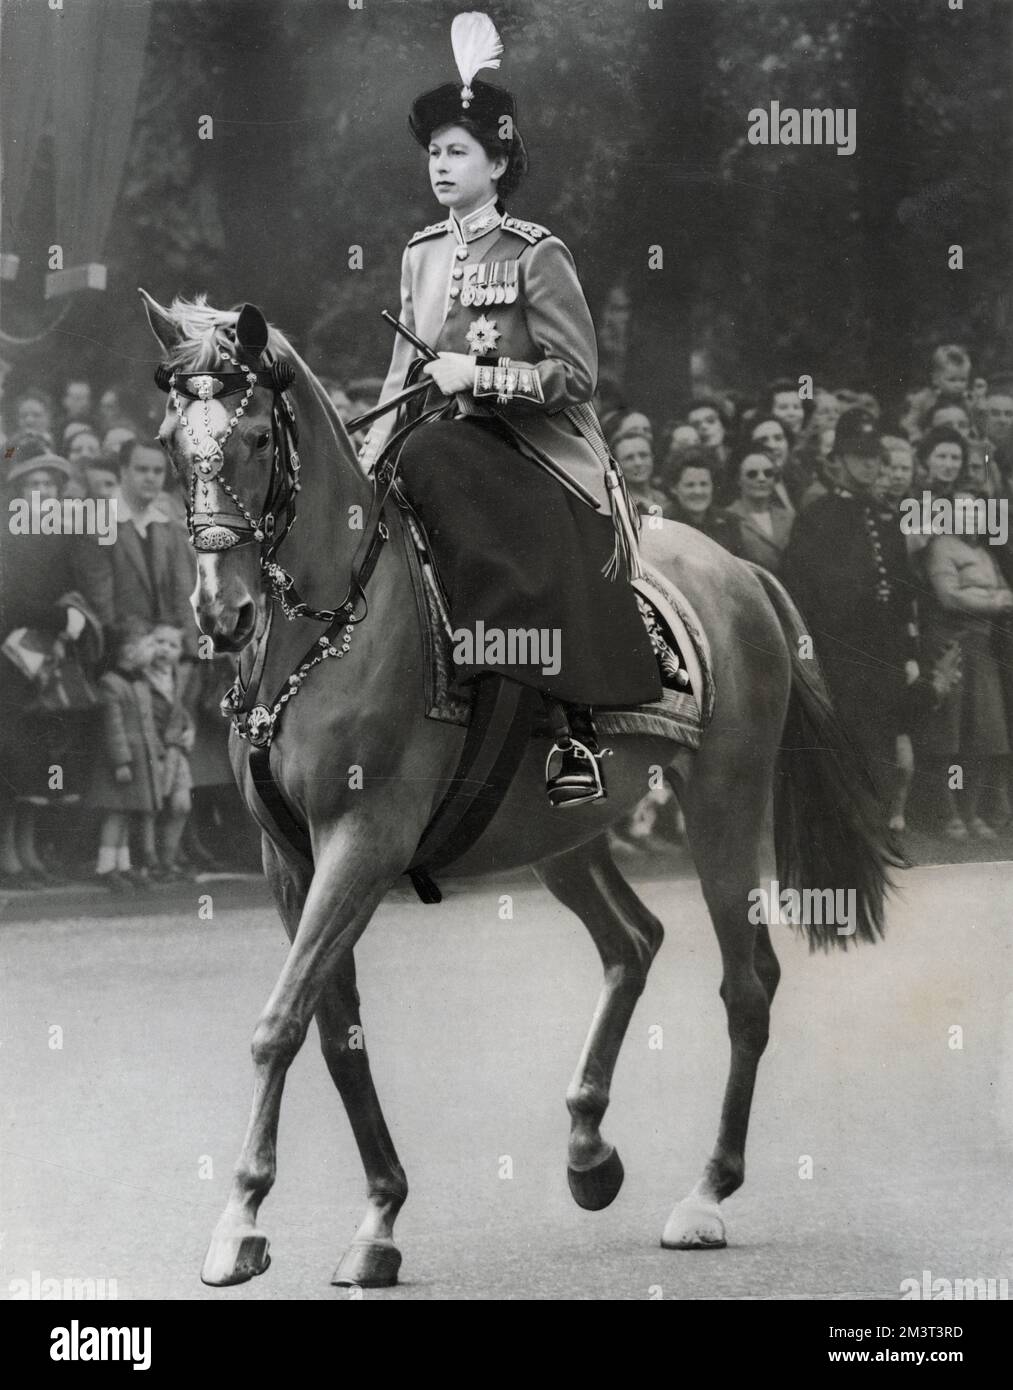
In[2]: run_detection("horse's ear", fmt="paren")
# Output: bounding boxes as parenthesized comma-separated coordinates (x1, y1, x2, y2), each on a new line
(138, 287, 180, 355)
(236, 303, 269, 356)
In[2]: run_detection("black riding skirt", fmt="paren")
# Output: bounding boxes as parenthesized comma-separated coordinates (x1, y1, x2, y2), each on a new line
(396, 417, 662, 706)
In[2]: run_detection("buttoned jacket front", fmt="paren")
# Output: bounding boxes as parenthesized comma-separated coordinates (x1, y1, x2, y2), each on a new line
(361, 199, 610, 512)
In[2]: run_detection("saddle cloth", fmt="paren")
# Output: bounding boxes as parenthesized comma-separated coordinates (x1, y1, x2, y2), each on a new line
(399, 504, 714, 746)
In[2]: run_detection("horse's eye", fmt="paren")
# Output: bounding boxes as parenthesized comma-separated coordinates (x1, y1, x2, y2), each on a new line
(256, 431, 271, 449)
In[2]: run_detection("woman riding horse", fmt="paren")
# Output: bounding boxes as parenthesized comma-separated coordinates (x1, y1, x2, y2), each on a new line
(358, 12, 662, 808)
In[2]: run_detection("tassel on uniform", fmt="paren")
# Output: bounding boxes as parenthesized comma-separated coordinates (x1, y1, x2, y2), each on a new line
(561, 400, 646, 583)
(603, 461, 646, 583)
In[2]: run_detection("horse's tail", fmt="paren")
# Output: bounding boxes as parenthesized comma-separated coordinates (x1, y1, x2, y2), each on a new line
(748, 562, 905, 951)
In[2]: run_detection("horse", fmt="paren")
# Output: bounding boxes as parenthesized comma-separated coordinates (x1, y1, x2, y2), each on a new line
(140, 289, 898, 1290)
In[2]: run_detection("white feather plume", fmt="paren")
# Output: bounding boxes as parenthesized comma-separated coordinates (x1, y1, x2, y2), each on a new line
(451, 12, 503, 97)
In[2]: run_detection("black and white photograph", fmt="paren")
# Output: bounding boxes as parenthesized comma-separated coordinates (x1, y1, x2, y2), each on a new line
(1, 0, 1011, 1344)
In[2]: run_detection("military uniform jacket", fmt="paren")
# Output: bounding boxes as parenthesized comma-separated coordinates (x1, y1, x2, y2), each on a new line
(783, 489, 918, 674)
(361, 197, 610, 512)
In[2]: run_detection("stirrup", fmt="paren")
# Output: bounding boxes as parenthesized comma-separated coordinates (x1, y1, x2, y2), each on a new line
(545, 736, 609, 809)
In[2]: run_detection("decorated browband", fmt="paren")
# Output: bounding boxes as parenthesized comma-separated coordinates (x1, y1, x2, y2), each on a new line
(153, 360, 296, 397)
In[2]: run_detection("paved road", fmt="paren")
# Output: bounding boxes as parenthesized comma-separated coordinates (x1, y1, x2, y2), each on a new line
(2, 862, 1010, 1300)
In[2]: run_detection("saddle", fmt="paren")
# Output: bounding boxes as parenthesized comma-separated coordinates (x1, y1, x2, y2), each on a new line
(399, 499, 714, 902)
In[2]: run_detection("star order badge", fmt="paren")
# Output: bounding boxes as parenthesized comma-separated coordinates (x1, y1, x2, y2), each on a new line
(466, 315, 500, 355)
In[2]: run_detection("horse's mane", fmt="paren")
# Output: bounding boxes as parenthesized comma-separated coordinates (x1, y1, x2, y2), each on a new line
(160, 295, 357, 463)
(160, 294, 292, 370)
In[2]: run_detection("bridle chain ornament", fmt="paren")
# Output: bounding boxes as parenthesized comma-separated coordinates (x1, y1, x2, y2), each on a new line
(165, 347, 302, 557)
(171, 348, 255, 481)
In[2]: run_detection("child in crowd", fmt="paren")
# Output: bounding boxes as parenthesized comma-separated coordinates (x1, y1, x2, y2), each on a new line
(87, 618, 162, 892)
(900, 344, 972, 442)
(143, 623, 195, 881)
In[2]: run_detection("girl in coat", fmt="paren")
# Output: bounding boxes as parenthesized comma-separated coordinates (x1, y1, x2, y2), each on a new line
(143, 623, 195, 880)
(87, 618, 162, 890)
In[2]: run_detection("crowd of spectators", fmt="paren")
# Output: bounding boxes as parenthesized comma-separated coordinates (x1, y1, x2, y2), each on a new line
(600, 345, 1013, 852)
(0, 378, 257, 891)
(3, 345, 1013, 886)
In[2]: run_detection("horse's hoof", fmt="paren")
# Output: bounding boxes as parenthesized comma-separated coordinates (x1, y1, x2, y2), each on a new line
(201, 1229, 271, 1286)
(331, 1239, 402, 1288)
(660, 1199, 727, 1250)
(567, 1146, 625, 1211)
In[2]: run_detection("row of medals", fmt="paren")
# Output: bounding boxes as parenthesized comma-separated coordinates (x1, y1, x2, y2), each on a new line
(461, 261, 519, 308)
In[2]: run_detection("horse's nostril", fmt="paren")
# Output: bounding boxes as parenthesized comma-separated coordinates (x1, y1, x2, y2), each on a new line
(201, 599, 258, 653)
(234, 600, 258, 639)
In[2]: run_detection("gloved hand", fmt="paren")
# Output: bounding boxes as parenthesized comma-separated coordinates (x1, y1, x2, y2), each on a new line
(423, 352, 475, 395)
(357, 430, 381, 475)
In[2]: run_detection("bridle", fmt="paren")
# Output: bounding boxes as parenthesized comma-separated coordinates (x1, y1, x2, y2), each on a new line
(152, 336, 433, 751)
(155, 345, 349, 625)
(158, 345, 301, 549)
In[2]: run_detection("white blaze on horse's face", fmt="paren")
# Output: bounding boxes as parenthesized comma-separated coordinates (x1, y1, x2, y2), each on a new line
(179, 396, 233, 528)
(193, 547, 264, 654)
(182, 396, 230, 461)
(161, 394, 266, 653)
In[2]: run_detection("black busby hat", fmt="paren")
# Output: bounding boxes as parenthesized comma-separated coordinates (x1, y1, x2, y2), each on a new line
(409, 78, 517, 148)
(409, 13, 520, 149)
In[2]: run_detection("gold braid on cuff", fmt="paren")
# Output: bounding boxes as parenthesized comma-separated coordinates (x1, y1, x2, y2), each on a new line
(473, 356, 545, 406)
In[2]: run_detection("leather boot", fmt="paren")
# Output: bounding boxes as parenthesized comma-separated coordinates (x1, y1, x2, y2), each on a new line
(545, 706, 609, 808)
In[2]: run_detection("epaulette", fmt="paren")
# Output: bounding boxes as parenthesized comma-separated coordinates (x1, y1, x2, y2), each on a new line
(407, 219, 451, 247)
(500, 216, 552, 245)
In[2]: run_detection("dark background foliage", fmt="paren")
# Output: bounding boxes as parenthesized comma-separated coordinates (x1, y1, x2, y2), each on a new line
(4, 0, 1011, 424)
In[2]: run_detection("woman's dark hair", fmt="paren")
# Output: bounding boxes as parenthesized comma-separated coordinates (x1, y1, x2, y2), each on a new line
(669, 446, 716, 488)
(916, 424, 969, 472)
(446, 117, 529, 203)
(743, 415, 789, 453)
(734, 444, 779, 477)
(762, 377, 814, 428)
(607, 409, 654, 451)
(683, 395, 726, 421)
(922, 396, 970, 432)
